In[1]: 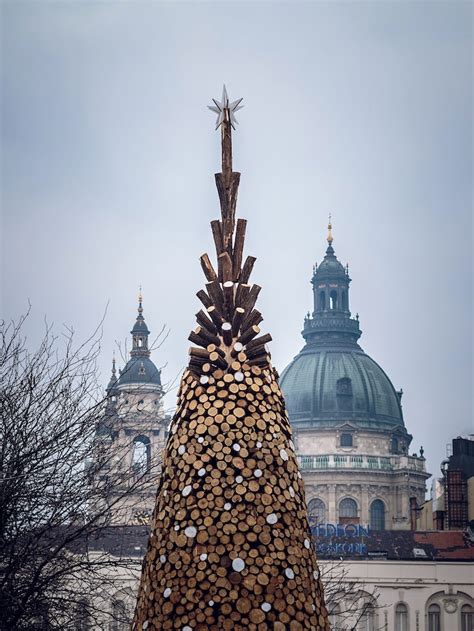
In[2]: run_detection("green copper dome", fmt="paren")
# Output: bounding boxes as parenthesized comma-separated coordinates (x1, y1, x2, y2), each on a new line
(280, 226, 405, 432)
(280, 346, 404, 430)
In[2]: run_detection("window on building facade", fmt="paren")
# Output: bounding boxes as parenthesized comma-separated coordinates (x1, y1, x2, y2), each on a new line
(330, 290, 338, 310)
(358, 603, 375, 631)
(342, 290, 348, 310)
(337, 379, 353, 412)
(340, 432, 353, 447)
(132, 435, 151, 473)
(395, 603, 408, 631)
(461, 605, 473, 631)
(339, 498, 358, 519)
(427, 604, 441, 631)
(370, 499, 385, 531)
(308, 498, 326, 525)
(319, 291, 326, 311)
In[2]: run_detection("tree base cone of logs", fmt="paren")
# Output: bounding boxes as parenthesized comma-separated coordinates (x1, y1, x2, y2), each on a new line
(132, 89, 330, 631)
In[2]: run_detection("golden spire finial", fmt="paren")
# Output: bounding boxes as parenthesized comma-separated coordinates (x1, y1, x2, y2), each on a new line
(327, 213, 333, 245)
(138, 285, 143, 315)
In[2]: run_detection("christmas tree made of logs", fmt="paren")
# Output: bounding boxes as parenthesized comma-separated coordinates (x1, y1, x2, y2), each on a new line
(133, 87, 329, 631)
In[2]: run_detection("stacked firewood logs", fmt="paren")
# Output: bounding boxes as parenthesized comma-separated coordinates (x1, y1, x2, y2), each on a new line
(133, 98, 329, 631)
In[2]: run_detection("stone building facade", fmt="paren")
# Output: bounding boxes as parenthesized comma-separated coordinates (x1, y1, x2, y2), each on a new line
(94, 293, 168, 525)
(280, 222, 430, 530)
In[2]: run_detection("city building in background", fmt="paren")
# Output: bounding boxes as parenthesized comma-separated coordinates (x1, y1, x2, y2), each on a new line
(418, 436, 474, 532)
(280, 221, 430, 531)
(92, 293, 168, 526)
(89, 238, 473, 630)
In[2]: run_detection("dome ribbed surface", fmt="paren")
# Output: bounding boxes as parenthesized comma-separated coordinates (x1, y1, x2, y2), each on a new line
(116, 357, 161, 388)
(280, 347, 404, 430)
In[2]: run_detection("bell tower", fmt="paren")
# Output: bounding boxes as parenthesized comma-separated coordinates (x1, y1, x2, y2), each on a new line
(95, 292, 168, 526)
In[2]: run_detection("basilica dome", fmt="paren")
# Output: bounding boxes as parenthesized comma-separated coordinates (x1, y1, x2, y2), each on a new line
(280, 346, 403, 431)
(280, 223, 405, 433)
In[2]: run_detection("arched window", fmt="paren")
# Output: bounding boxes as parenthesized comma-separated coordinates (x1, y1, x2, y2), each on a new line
(339, 498, 358, 519)
(308, 498, 326, 525)
(111, 600, 128, 631)
(461, 605, 473, 631)
(359, 603, 375, 631)
(319, 291, 326, 311)
(330, 290, 338, 310)
(337, 378, 353, 412)
(391, 436, 399, 454)
(342, 290, 348, 310)
(428, 604, 441, 631)
(370, 500, 385, 531)
(132, 435, 151, 473)
(395, 602, 408, 631)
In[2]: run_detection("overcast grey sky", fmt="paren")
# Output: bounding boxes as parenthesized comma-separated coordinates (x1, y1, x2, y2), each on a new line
(1, 1, 472, 481)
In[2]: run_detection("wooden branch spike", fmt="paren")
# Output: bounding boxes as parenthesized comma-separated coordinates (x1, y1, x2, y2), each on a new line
(243, 284, 261, 313)
(188, 347, 210, 360)
(231, 307, 245, 337)
(211, 220, 224, 256)
(241, 308, 263, 331)
(231, 341, 244, 358)
(195, 326, 221, 348)
(246, 333, 272, 351)
(222, 322, 233, 346)
(189, 358, 206, 372)
(188, 331, 208, 349)
(245, 344, 268, 360)
(206, 281, 225, 313)
(238, 325, 260, 346)
(218, 252, 233, 283)
(209, 351, 228, 370)
(240, 256, 256, 284)
(232, 218, 247, 280)
(215, 174, 228, 220)
(207, 305, 224, 330)
(235, 283, 251, 309)
(223, 281, 234, 318)
(228, 172, 241, 227)
(196, 289, 212, 309)
(200, 253, 218, 282)
(223, 218, 234, 257)
(195, 309, 218, 336)
(247, 354, 271, 367)
(206, 344, 225, 358)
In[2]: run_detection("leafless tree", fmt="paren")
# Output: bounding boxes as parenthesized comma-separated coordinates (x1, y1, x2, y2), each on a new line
(319, 559, 382, 630)
(0, 313, 163, 630)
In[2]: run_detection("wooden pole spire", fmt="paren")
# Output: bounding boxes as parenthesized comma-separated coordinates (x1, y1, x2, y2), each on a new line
(132, 87, 330, 631)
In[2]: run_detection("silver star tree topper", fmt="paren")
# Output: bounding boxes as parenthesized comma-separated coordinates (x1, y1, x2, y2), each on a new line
(208, 85, 244, 130)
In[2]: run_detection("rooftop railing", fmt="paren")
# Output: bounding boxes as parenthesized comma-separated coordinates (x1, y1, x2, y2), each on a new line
(297, 454, 426, 472)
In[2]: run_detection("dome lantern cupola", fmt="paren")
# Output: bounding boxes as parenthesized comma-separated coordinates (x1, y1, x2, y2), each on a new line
(130, 288, 151, 358)
(304, 218, 361, 348)
(115, 291, 162, 390)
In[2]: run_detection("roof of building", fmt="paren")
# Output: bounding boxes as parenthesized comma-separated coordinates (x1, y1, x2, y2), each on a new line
(87, 527, 474, 562)
(280, 347, 405, 431)
(280, 226, 406, 434)
(117, 356, 161, 388)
